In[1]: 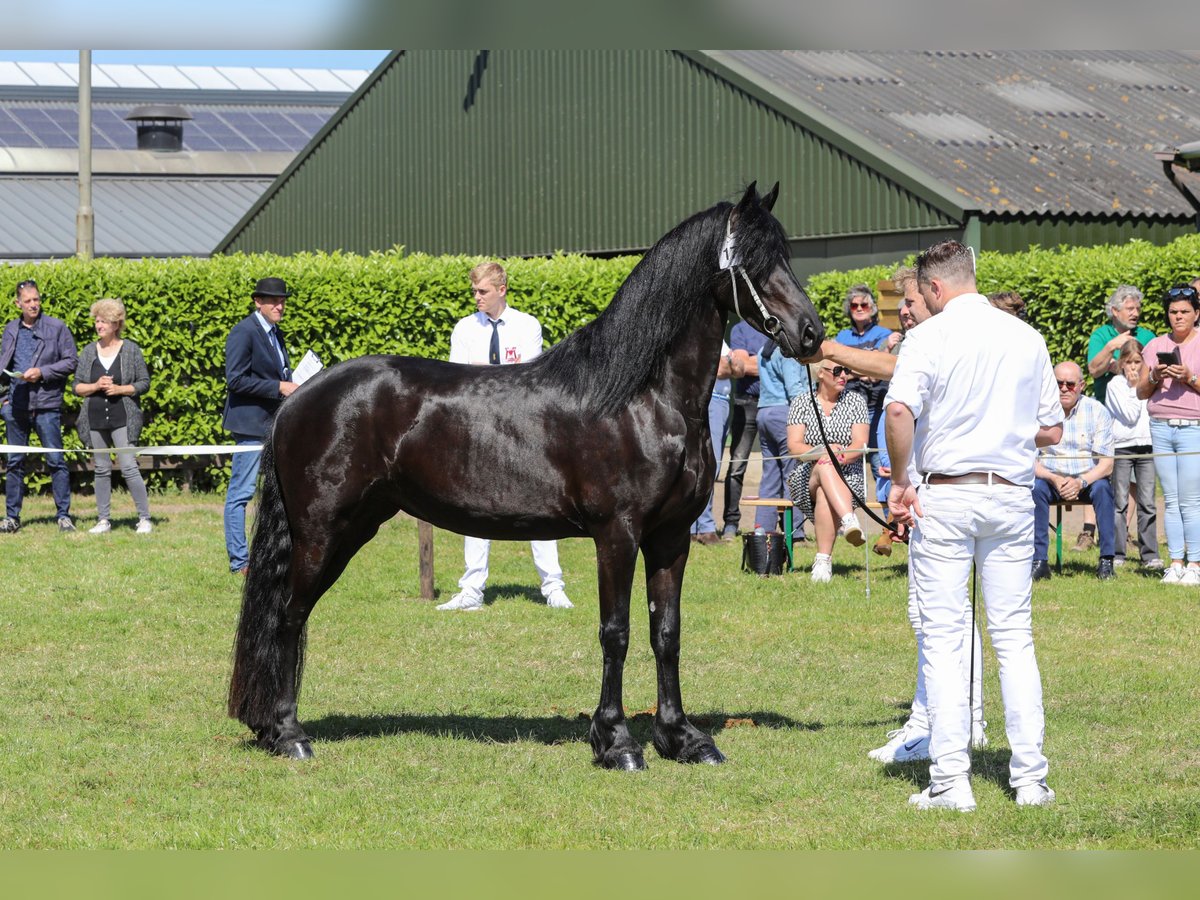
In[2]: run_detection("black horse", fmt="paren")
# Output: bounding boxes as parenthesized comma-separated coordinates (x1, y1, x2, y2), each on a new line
(228, 183, 824, 769)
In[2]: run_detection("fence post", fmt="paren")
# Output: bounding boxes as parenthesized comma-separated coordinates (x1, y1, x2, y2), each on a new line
(418, 519, 435, 600)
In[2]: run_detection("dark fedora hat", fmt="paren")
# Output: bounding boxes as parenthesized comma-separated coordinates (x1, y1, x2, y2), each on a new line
(252, 277, 290, 298)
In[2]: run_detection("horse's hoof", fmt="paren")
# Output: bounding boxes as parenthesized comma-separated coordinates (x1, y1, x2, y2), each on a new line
(693, 744, 726, 765)
(285, 739, 314, 760)
(598, 749, 647, 771)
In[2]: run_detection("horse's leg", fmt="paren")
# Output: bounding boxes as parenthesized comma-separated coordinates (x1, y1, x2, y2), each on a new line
(642, 525, 726, 764)
(589, 533, 646, 770)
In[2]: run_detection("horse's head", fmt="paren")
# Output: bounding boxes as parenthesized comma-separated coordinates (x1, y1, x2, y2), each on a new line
(718, 182, 824, 358)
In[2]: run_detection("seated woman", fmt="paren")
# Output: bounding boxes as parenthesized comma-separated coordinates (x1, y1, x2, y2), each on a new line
(786, 361, 870, 582)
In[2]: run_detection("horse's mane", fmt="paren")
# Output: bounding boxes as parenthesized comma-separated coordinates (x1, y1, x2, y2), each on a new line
(537, 191, 790, 415)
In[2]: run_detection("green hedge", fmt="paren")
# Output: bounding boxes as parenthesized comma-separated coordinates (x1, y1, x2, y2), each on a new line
(2, 251, 638, 491)
(4, 233, 1200, 492)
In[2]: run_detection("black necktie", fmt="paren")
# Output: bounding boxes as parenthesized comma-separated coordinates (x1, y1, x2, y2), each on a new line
(271, 327, 289, 378)
(488, 320, 500, 365)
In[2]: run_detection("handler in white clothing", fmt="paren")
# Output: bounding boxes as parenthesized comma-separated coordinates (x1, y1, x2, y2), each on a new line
(438, 261, 573, 611)
(885, 240, 1062, 812)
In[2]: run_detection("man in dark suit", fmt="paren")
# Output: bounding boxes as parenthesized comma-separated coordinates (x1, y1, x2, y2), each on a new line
(223, 277, 297, 574)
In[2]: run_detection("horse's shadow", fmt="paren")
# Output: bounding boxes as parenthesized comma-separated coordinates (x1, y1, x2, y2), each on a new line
(300, 709, 824, 748)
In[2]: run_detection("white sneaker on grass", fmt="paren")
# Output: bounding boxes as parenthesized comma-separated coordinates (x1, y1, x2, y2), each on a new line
(1181, 566, 1200, 586)
(436, 592, 484, 611)
(1015, 782, 1056, 807)
(869, 724, 930, 763)
(909, 781, 976, 812)
(136, 518, 153, 534)
(1162, 564, 1186, 584)
(546, 588, 574, 609)
(972, 720, 988, 751)
(838, 513, 865, 547)
(88, 519, 111, 534)
(811, 553, 832, 583)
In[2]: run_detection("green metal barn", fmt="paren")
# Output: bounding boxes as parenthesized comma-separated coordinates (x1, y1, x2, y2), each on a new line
(216, 50, 1200, 280)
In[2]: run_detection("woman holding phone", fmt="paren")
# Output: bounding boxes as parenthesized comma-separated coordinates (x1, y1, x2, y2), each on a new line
(1137, 284, 1200, 583)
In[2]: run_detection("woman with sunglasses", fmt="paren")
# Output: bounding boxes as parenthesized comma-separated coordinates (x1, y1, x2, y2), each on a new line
(1137, 284, 1200, 584)
(785, 361, 870, 582)
(835, 285, 892, 481)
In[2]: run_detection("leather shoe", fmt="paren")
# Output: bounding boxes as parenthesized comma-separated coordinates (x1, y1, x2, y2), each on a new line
(720, 525, 738, 542)
(1031, 560, 1051, 581)
(1096, 557, 1115, 580)
(696, 531, 721, 546)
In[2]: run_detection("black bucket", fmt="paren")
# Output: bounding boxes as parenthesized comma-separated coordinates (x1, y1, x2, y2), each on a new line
(741, 531, 788, 576)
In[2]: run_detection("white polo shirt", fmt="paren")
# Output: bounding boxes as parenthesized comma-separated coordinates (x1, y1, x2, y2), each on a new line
(449, 305, 544, 366)
(884, 293, 1061, 487)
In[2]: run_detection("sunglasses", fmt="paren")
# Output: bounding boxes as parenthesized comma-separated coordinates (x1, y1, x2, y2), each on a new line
(824, 366, 849, 377)
(1056, 379, 1079, 390)
(16, 279, 37, 291)
(849, 301, 872, 310)
(1167, 287, 1198, 299)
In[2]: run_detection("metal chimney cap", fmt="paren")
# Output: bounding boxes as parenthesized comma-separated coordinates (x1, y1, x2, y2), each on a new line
(124, 104, 193, 122)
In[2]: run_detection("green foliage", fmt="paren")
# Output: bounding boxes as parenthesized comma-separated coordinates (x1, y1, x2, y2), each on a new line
(1, 251, 638, 490)
(4, 234, 1199, 491)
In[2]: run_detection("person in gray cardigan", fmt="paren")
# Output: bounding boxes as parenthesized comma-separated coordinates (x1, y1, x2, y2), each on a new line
(74, 298, 152, 533)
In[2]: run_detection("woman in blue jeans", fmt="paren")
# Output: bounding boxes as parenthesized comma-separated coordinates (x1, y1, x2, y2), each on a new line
(1137, 284, 1200, 584)
(753, 340, 808, 534)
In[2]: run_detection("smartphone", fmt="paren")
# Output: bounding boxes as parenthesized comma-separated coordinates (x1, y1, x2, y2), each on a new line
(1157, 348, 1181, 366)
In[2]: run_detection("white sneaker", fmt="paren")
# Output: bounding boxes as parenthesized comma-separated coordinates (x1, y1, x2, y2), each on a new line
(546, 588, 574, 609)
(839, 513, 865, 547)
(136, 518, 153, 534)
(1144, 558, 1165, 571)
(811, 554, 832, 583)
(1181, 566, 1200, 586)
(869, 725, 930, 763)
(436, 592, 484, 611)
(1162, 564, 1186, 584)
(972, 720, 989, 751)
(1015, 782, 1056, 807)
(88, 519, 111, 534)
(909, 781, 976, 812)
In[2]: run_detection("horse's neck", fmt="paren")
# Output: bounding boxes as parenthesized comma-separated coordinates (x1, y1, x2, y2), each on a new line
(659, 300, 727, 411)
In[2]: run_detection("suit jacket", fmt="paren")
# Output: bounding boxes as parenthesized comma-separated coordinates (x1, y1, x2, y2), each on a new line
(222, 313, 290, 439)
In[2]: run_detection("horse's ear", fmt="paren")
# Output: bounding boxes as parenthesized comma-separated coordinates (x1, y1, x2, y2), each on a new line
(762, 182, 779, 212)
(737, 182, 759, 211)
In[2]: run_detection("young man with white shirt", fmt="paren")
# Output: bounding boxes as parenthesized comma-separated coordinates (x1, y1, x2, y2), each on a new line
(438, 262, 572, 612)
(885, 239, 1063, 812)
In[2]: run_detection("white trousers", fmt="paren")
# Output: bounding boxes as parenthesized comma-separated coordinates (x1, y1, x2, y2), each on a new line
(458, 536, 565, 601)
(910, 484, 1048, 789)
(906, 574, 984, 735)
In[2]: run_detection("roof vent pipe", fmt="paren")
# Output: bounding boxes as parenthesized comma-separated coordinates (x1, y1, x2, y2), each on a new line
(125, 104, 192, 152)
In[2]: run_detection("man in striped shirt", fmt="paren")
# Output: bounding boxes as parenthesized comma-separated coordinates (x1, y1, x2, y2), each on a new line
(1032, 361, 1116, 581)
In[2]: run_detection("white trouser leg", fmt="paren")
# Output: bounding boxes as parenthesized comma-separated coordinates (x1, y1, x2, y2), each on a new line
(531, 540, 565, 597)
(907, 564, 984, 735)
(458, 536, 490, 600)
(976, 489, 1047, 789)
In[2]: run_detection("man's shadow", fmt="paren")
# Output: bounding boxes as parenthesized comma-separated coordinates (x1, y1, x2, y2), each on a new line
(881, 746, 1015, 798)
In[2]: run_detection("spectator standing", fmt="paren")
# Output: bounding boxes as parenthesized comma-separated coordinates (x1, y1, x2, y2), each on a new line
(73, 299, 152, 534)
(690, 342, 732, 545)
(1087, 285, 1155, 405)
(1104, 339, 1161, 570)
(438, 262, 572, 611)
(1137, 284, 1200, 585)
(223, 277, 298, 574)
(722, 319, 768, 540)
(753, 338, 808, 535)
(785, 361, 868, 582)
(886, 239, 1062, 812)
(0, 279, 78, 533)
(835, 285, 892, 477)
(1031, 362, 1116, 581)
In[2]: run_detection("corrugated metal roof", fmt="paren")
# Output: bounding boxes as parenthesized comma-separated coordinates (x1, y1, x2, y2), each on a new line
(0, 62, 370, 93)
(723, 50, 1200, 217)
(0, 176, 271, 258)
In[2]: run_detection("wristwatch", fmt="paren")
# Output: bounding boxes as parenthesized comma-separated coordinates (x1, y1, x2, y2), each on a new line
(1079, 476, 1089, 491)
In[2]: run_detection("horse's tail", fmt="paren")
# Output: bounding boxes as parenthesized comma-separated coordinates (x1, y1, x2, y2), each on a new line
(227, 436, 302, 731)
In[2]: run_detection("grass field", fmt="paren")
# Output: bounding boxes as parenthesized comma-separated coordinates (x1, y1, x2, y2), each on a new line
(0, 491, 1197, 849)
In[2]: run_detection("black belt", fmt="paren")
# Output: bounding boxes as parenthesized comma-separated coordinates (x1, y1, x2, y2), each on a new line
(926, 472, 1018, 488)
